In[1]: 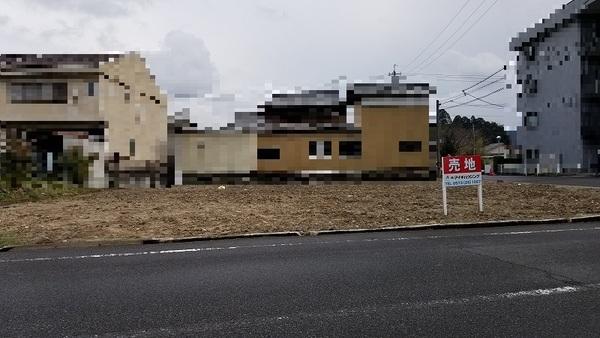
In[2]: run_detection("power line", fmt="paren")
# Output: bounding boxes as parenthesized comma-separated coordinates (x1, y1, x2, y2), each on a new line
(402, 0, 472, 70)
(408, 0, 488, 73)
(442, 87, 505, 110)
(463, 92, 504, 107)
(414, 0, 500, 72)
(439, 67, 506, 104)
(441, 75, 506, 103)
(428, 78, 504, 83)
(407, 72, 504, 78)
(461, 104, 506, 109)
(461, 65, 505, 92)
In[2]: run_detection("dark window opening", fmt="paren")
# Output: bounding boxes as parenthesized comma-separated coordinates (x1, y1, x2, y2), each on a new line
(399, 141, 422, 152)
(309, 141, 317, 156)
(526, 149, 540, 160)
(339, 141, 362, 157)
(324, 141, 332, 156)
(258, 148, 280, 160)
(524, 112, 539, 127)
(129, 139, 136, 157)
(10, 83, 68, 104)
(88, 82, 96, 96)
(308, 141, 332, 159)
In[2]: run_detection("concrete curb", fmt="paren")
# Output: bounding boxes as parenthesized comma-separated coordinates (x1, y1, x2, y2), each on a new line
(309, 215, 600, 236)
(1, 239, 144, 252)
(141, 231, 303, 245)
(569, 215, 600, 223)
(1, 216, 599, 252)
(308, 218, 571, 236)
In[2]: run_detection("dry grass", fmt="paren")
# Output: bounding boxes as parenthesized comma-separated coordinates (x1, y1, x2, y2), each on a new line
(1, 182, 600, 246)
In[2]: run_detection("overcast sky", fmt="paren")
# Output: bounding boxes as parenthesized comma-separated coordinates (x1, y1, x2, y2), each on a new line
(2, 0, 568, 129)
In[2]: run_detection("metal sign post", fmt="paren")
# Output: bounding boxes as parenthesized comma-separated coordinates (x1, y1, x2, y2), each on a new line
(442, 157, 448, 216)
(442, 155, 483, 216)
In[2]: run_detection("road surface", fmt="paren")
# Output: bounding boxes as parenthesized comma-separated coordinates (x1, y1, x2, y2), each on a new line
(2, 222, 600, 337)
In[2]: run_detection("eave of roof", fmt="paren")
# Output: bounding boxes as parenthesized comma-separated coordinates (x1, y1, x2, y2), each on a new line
(509, 0, 596, 51)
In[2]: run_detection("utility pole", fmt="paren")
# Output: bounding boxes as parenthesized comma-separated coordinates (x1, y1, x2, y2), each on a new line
(471, 116, 476, 155)
(436, 99, 441, 177)
(389, 64, 405, 86)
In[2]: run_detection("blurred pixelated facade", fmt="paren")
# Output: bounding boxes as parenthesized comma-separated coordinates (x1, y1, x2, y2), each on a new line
(0, 53, 168, 188)
(1, 53, 435, 187)
(511, 0, 600, 174)
(168, 109, 257, 185)
(172, 74, 437, 184)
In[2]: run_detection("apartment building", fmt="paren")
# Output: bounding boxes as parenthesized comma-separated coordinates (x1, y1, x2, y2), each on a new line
(0, 53, 168, 187)
(511, 0, 600, 173)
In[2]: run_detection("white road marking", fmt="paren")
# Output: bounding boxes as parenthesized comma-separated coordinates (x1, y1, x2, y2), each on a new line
(102, 282, 600, 335)
(308, 283, 600, 318)
(483, 227, 600, 236)
(1, 226, 599, 264)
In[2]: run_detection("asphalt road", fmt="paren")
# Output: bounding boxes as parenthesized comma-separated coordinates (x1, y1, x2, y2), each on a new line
(484, 174, 600, 187)
(2, 222, 600, 337)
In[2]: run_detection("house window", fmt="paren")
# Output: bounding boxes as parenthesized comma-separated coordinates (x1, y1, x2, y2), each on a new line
(339, 141, 361, 158)
(399, 141, 422, 152)
(258, 148, 280, 160)
(10, 83, 68, 104)
(88, 82, 97, 96)
(129, 139, 136, 157)
(526, 149, 540, 160)
(309, 141, 332, 160)
(524, 112, 539, 128)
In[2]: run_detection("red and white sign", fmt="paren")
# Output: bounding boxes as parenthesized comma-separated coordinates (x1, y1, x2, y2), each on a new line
(442, 155, 482, 175)
(442, 155, 482, 187)
(441, 155, 483, 215)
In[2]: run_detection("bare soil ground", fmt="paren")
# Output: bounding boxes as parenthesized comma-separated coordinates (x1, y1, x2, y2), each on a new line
(2, 182, 600, 246)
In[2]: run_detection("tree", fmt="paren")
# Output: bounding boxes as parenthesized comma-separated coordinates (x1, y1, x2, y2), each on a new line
(438, 109, 452, 125)
(438, 113, 507, 156)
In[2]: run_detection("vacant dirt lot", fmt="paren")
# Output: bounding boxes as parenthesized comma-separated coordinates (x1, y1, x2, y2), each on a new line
(2, 182, 600, 246)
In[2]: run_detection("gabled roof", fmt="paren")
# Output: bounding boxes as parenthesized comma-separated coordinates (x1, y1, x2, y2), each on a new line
(510, 0, 599, 51)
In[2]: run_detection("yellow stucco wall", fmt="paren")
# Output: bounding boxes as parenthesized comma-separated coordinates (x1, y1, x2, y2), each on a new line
(359, 104, 430, 169)
(257, 133, 363, 172)
(257, 104, 431, 173)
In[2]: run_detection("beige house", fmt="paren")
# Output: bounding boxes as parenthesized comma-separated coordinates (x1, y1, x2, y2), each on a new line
(0, 53, 167, 187)
(168, 116, 257, 184)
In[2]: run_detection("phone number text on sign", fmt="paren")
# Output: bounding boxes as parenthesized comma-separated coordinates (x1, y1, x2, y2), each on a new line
(444, 173, 482, 187)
